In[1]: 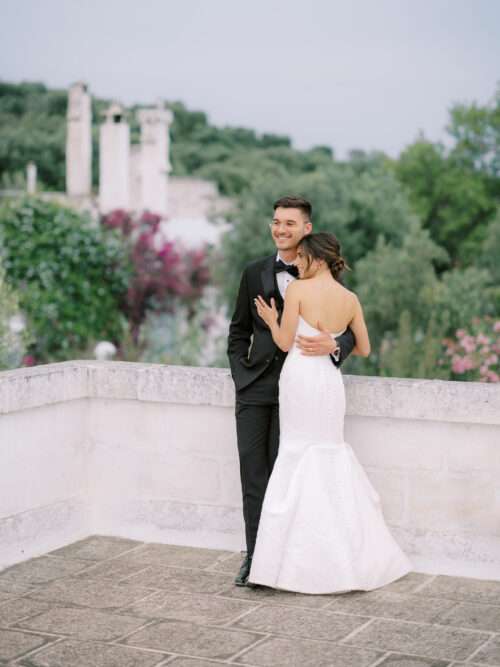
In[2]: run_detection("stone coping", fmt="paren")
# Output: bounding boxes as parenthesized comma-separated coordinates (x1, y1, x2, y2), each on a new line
(1, 360, 499, 425)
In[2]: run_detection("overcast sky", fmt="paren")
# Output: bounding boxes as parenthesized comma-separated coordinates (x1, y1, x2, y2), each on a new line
(1, 0, 499, 158)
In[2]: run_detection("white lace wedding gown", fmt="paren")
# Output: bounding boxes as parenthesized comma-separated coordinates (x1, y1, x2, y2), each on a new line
(248, 315, 412, 594)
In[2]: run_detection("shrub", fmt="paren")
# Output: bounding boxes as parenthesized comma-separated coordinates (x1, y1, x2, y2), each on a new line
(0, 197, 130, 362)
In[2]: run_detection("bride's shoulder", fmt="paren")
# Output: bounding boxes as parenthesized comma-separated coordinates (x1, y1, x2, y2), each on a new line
(338, 285, 360, 308)
(335, 282, 355, 298)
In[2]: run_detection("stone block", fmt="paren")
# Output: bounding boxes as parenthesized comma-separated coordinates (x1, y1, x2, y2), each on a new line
(232, 603, 370, 642)
(0, 597, 50, 626)
(18, 638, 168, 666)
(435, 600, 500, 632)
(123, 590, 258, 625)
(113, 542, 232, 569)
(16, 606, 150, 641)
(346, 417, 446, 471)
(27, 577, 156, 610)
(0, 628, 52, 662)
(407, 471, 499, 535)
(124, 565, 230, 595)
(87, 362, 139, 400)
(0, 556, 90, 586)
(343, 617, 490, 661)
(234, 635, 381, 666)
(49, 535, 142, 561)
(471, 635, 500, 666)
(326, 590, 456, 623)
(413, 574, 500, 605)
(122, 619, 261, 660)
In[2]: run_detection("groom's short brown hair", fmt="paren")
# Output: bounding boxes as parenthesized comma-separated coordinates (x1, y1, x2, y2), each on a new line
(273, 195, 312, 221)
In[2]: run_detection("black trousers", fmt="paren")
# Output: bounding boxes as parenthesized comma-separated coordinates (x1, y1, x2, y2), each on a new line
(235, 401, 280, 557)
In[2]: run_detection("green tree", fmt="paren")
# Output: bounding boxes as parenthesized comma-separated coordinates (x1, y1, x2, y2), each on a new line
(447, 83, 500, 181)
(395, 138, 496, 265)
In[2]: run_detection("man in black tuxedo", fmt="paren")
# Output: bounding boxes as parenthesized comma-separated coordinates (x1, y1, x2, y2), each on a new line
(227, 195, 356, 586)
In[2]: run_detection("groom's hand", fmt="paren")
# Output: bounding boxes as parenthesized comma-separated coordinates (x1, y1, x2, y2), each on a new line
(296, 322, 338, 356)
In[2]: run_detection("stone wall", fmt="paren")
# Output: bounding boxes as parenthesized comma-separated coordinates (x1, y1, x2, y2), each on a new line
(0, 361, 499, 579)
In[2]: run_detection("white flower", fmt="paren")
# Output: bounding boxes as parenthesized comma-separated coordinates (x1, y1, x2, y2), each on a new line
(94, 341, 117, 360)
(8, 314, 26, 334)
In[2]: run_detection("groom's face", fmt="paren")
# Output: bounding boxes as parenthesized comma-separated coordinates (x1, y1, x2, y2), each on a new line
(270, 207, 312, 252)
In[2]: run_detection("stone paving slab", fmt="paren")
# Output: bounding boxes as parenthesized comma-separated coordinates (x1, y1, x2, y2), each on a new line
(375, 657, 450, 666)
(0, 599, 50, 627)
(232, 603, 371, 642)
(216, 582, 334, 609)
(124, 565, 231, 595)
(233, 635, 382, 666)
(113, 544, 233, 570)
(48, 536, 143, 561)
(342, 617, 492, 662)
(122, 619, 262, 660)
(15, 606, 151, 642)
(17, 638, 169, 667)
(0, 629, 53, 663)
(73, 558, 151, 582)
(0, 535, 499, 667)
(26, 578, 157, 611)
(0, 557, 90, 586)
(122, 591, 259, 625)
(413, 574, 500, 605)
(325, 590, 458, 623)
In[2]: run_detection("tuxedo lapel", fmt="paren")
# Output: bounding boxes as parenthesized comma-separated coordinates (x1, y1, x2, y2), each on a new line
(260, 255, 283, 309)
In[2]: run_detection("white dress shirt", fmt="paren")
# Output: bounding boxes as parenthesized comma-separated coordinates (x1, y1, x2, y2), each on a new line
(275, 253, 340, 361)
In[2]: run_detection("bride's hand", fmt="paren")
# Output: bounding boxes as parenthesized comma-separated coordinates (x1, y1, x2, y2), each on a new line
(254, 295, 278, 327)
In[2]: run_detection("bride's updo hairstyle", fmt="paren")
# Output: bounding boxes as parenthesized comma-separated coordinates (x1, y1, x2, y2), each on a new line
(298, 232, 350, 282)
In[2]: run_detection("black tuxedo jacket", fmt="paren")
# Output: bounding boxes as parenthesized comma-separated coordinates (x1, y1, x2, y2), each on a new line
(227, 254, 356, 393)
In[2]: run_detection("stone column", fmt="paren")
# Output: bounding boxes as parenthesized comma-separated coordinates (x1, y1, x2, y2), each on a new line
(26, 162, 37, 194)
(66, 82, 92, 197)
(99, 103, 130, 213)
(136, 103, 173, 218)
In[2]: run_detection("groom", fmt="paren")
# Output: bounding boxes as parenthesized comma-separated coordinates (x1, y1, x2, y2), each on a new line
(227, 195, 356, 586)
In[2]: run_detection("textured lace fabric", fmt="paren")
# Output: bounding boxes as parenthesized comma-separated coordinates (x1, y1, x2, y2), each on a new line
(248, 316, 412, 594)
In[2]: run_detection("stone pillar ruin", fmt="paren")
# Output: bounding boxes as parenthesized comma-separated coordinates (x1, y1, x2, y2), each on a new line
(99, 103, 130, 213)
(136, 103, 173, 218)
(66, 82, 92, 197)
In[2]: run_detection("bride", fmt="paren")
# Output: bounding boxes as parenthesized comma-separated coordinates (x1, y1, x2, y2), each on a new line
(248, 232, 412, 594)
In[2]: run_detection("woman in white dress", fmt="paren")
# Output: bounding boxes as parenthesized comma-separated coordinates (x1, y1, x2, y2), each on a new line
(248, 232, 412, 594)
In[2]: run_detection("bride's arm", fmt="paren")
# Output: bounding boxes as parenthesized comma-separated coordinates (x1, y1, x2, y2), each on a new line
(349, 295, 370, 356)
(255, 282, 300, 352)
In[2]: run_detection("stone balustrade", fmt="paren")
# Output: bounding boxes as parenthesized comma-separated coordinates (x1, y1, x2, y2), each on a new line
(0, 361, 499, 579)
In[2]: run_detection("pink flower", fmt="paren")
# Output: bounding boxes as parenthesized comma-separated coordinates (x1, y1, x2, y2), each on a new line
(494, 321, 500, 333)
(460, 336, 476, 353)
(487, 370, 499, 382)
(452, 357, 468, 374)
(456, 329, 466, 339)
(463, 356, 475, 371)
(477, 334, 491, 345)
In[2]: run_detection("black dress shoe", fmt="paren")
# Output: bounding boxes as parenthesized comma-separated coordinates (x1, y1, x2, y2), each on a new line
(234, 553, 252, 586)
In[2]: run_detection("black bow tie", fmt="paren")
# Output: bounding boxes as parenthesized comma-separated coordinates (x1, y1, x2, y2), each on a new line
(274, 260, 299, 277)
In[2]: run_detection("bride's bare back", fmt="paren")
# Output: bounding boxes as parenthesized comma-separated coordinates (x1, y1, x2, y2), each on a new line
(296, 273, 370, 355)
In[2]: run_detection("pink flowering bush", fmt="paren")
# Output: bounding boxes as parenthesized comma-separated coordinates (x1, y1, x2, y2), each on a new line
(440, 317, 500, 382)
(101, 210, 211, 342)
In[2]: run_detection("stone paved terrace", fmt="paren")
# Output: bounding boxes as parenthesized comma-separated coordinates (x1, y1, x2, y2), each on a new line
(1, 536, 500, 667)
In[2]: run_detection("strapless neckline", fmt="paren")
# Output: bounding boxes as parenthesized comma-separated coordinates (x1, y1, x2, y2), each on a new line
(298, 314, 346, 337)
